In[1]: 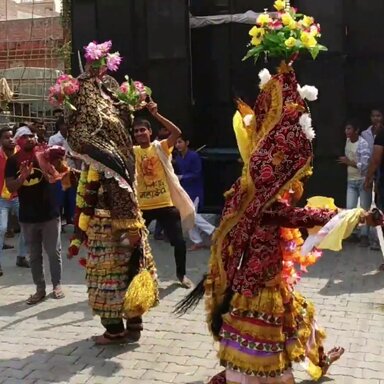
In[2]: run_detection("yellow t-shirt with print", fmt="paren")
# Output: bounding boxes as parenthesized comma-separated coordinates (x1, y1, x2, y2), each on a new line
(134, 140, 173, 210)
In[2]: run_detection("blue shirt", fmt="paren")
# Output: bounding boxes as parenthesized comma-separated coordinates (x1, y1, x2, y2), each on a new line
(175, 150, 204, 209)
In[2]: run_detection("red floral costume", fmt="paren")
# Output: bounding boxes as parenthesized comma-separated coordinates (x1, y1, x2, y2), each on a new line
(204, 66, 338, 383)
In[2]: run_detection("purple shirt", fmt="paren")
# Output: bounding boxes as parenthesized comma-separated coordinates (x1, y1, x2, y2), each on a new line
(175, 150, 204, 209)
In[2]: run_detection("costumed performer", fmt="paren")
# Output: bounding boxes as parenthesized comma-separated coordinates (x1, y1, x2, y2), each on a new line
(55, 40, 158, 345)
(175, 4, 382, 383)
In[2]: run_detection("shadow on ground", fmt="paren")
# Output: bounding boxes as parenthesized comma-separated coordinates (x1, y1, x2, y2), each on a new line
(302, 242, 384, 296)
(0, 299, 91, 330)
(0, 339, 138, 382)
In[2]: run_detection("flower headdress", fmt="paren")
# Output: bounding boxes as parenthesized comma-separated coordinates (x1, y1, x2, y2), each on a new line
(84, 40, 122, 72)
(244, 1, 327, 63)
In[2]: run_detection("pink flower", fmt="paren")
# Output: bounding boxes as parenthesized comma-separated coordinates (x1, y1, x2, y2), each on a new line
(84, 41, 103, 61)
(134, 81, 145, 92)
(64, 82, 79, 95)
(119, 82, 130, 93)
(52, 83, 62, 94)
(106, 52, 122, 72)
(269, 20, 283, 30)
(99, 40, 112, 54)
(84, 40, 112, 62)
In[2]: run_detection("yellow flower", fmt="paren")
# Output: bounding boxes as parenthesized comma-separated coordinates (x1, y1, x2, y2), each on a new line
(87, 167, 100, 182)
(251, 37, 262, 46)
(257, 13, 271, 26)
(302, 15, 314, 28)
(285, 37, 297, 48)
(273, 0, 285, 11)
(249, 26, 265, 38)
(281, 13, 294, 26)
(301, 31, 317, 48)
(79, 213, 91, 232)
(249, 26, 265, 46)
(288, 20, 297, 30)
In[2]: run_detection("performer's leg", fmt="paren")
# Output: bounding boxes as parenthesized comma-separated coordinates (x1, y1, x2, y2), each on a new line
(94, 319, 126, 345)
(125, 316, 143, 341)
(158, 207, 192, 288)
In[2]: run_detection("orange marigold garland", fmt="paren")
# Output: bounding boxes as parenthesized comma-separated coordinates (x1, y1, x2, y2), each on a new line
(280, 227, 322, 286)
(279, 188, 322, 286)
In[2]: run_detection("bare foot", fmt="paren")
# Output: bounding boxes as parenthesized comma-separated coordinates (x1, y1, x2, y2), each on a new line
(322, 346, 345, 375)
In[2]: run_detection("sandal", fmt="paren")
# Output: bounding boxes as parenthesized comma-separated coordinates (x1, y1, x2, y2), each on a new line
(92, 332, 129, 345)
(52, 286, 65, 300)
(188, 243, 206, 252)
(321, 346, 345, 375)
(26, 291, 46, 305)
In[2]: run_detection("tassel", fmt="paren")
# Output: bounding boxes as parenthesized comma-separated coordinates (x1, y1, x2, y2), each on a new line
(174, 274, 207, 316)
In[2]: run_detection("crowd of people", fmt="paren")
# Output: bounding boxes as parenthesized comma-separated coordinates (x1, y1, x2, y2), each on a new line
(340, 109, 384, 267)
(1, 6, 384, 382)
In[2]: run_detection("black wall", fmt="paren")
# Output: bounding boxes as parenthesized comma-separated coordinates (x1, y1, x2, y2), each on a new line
(71, 0, 191, 134)
(72, 0, 384, 211)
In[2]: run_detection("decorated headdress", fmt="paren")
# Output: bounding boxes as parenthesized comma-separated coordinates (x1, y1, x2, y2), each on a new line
(49, 40, 151, 188)
(175, 1, 327, 318)
(224, 1, 326, 226)
(83, 40, 122, 72)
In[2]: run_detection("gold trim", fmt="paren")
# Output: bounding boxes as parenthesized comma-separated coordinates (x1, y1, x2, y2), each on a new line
(207, 77, 284, 308)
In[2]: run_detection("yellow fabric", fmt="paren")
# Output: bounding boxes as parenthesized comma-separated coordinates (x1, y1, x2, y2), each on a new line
(306, 196, 337, 210)
(1, 148, 16, 200)
(134, 140, 173, 210)
(123, 269, 158, 318)
(317, 208, 364, 251)
(1, 184, 11, 200)
(217, 285, 325, 381)
(306, 196, 337, 236)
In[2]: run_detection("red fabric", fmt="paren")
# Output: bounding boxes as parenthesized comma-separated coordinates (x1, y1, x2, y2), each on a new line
(224, 202, 335, 297)
(217, 69, 333, 297)
(35, 145, 67, 183)
(209, 371, 226, 384)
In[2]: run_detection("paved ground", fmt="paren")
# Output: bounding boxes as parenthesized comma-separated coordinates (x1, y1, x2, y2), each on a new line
(0, 231, 384, 384)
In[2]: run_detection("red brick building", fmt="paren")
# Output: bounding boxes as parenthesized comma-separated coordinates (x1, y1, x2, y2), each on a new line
(0, 0, 63, 70)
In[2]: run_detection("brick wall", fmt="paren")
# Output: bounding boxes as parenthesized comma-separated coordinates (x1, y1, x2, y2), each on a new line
(0, 17, 64, 70)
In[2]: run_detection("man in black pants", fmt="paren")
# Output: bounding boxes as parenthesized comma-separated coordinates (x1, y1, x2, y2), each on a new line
(133, 100, 193, 288)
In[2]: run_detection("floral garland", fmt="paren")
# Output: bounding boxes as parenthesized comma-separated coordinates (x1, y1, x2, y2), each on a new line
(68, 166, 100, 267)
(280, 227, 322, 286)
(279, 189, 322, 286)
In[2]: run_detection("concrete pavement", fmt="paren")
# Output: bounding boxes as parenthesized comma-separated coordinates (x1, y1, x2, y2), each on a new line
(0, 232, 384, 384)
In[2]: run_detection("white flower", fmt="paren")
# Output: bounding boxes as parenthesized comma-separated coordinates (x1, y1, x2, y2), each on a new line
(258, 68, 271, 88)
(299, 113, 316, 141)
(297, 84, 318, 101)
(243, 114, 253, 127)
